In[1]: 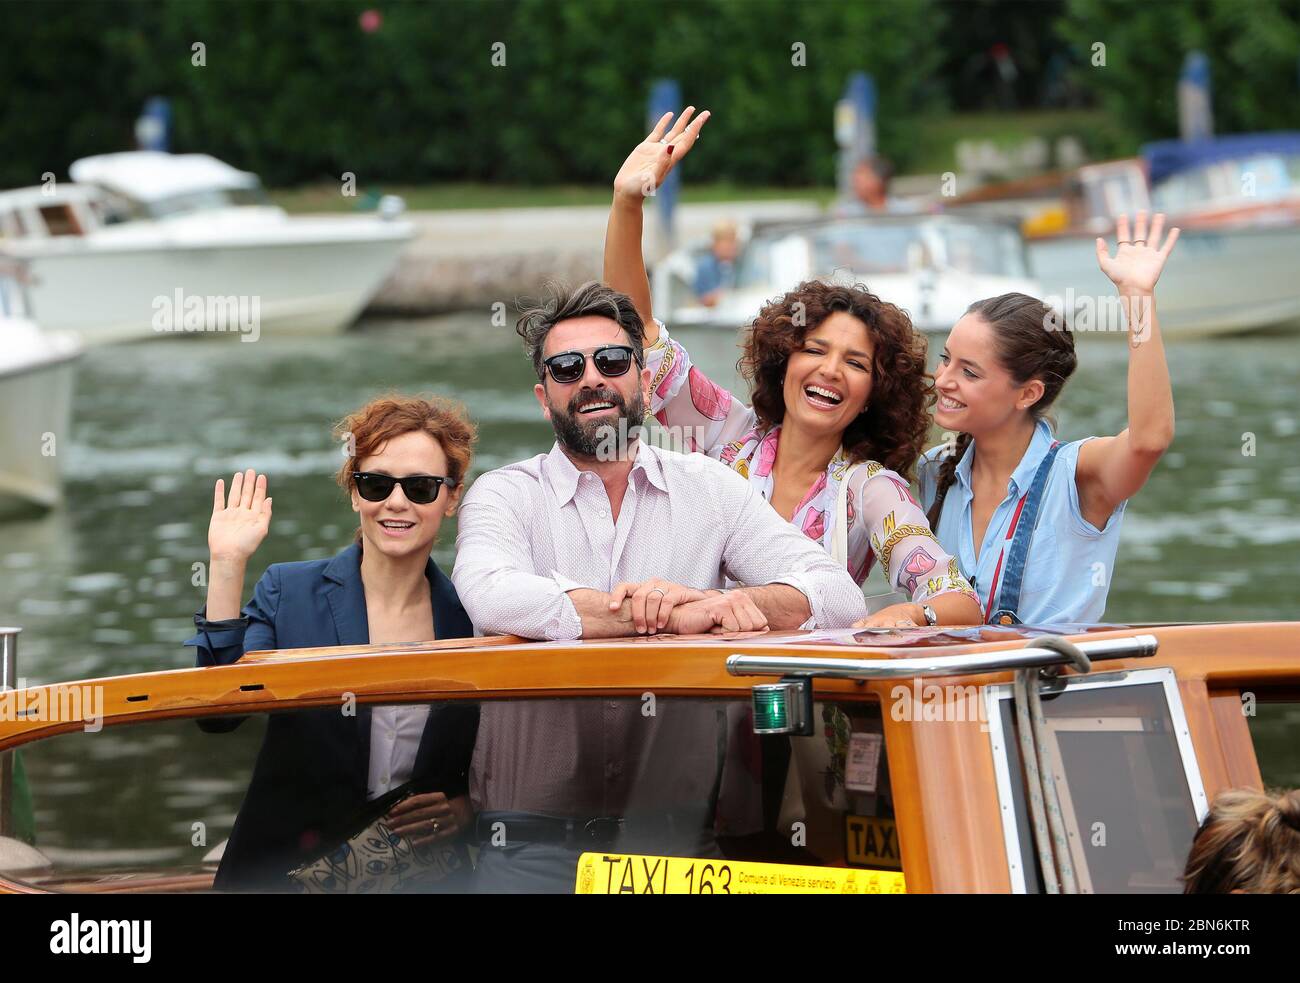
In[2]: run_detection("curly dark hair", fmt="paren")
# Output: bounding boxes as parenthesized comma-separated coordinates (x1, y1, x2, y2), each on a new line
(738, 279, 931, 481)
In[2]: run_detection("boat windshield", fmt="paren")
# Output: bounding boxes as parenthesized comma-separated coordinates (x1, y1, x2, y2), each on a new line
(939, 223, 1028, 276)
(736, 221, 1026, 287)
(988, 668, 1206, 893)
(0, 693, 901, 895)
(1151, 153, 1300, 213)
(144, 185, 271, 220)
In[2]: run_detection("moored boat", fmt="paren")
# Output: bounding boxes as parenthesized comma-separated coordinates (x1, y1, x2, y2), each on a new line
(0, 262, 80, 516)
(0, 152, 414, 346)
(951, 133, 1300, 337)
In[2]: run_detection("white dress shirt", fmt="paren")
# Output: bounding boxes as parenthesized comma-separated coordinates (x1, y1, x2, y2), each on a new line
(366, 705, 432, 799)
(452, 440, 866, 639)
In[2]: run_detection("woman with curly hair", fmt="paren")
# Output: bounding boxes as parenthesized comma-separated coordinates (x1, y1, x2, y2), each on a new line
(603, 108, 979, 629)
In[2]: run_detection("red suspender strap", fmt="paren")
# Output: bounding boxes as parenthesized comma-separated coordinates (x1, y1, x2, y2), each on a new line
(982, 490, 1030, 623)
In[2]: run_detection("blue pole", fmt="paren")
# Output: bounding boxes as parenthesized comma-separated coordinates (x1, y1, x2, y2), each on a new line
(135, 97, 172, 152)
(836, 72, 877, 199)
(649, 79, 681, 248)
(1178, 51, 1213, 142)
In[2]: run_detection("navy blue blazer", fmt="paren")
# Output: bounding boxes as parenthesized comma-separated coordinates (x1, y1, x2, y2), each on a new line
(183, 543, 477, 891)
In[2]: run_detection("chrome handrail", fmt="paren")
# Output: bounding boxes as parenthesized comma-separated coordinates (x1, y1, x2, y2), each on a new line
(726, 633, 1158, 680)
(0, 627, 19, 692)
(0, 626, 18, 839)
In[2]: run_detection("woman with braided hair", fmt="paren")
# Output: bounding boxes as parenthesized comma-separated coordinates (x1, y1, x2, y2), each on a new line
(917, 211, 1179, 624)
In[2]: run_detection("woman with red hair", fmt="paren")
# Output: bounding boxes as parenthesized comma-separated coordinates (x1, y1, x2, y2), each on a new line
(184, 394, 478, 891)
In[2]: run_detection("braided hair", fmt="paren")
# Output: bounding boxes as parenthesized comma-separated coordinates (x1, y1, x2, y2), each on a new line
(925, 293, 1078, 529)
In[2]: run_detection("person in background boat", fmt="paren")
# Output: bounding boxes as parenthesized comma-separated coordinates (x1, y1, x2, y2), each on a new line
(834, 155, 921, 217)
(604, 107, 981, 630)
(1182, 787, 1300, 893)
(694, 218, 739, 307)
(183, 395, 479, 890)
(918, 212, 1179, 625)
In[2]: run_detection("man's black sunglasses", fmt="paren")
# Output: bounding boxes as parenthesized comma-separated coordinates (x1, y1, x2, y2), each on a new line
(541, 345, 640, 384)
(352, 472, 456, 505)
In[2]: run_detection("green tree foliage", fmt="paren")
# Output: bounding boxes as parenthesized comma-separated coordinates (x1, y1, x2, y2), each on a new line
(0, 0, 947, 188)
(1057, 0, 1300, 142)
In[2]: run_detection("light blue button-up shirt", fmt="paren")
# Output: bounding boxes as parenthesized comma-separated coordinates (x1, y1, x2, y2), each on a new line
(916, 420, 1127, 625)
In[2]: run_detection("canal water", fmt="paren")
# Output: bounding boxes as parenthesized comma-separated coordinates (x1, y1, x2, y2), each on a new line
(2, 316, 1298, 793)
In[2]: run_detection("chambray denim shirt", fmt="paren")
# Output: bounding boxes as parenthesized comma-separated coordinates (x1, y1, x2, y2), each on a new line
(916, 420, 1127, 625)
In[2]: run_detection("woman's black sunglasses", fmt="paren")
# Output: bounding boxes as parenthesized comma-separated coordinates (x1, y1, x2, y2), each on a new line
(542, 344, 639, 384)
(352, 472, 456, 505)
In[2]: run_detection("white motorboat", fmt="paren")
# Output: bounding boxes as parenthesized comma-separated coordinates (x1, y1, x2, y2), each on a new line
(957, 134, 1300, 337)
(0, 262, 81, 516)
(0, 152, 414, 346)
(653, 214, 1042, 333)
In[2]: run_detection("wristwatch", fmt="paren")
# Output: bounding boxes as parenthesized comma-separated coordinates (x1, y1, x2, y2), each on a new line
(921, 604, 938, 627)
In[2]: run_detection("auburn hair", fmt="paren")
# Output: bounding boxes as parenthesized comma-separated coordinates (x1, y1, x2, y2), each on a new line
(739, 279, 930, 480)
(333, 394, 477, 542)
(1183, 787, 1300, 894)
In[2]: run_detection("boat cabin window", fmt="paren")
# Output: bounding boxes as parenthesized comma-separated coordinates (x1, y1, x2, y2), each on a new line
(0, 208, 28, 238)
(811, 223, 923, 276)
(1080, 168, 1149, 226)
(0, 693, 896, 894)
(37, 204, 83, 237)
(986, 668, 1207, 893)
(1152, 155, 1298, 213)
(939, 224, 1028, 277)
(146, 185, 268, 219)
(1245, 696, 1300, 789)
(1150, 167, 1215, 215)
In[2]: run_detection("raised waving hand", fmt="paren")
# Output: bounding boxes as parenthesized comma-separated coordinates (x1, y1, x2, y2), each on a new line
(209, 469, 272, 562)
(205, 469, 272, 621)
(612, 106, 711, 204)
(607, 107, 711, 334)
(1095, 210, 1179, 296)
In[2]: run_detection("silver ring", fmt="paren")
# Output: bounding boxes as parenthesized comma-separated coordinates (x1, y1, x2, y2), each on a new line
(1118, 239, 1133, 244)
(648, 588, 667, 598)
(430, 819, 440, 831)
(658, 138, 668, 145)
(1132, 239, 1146, 244)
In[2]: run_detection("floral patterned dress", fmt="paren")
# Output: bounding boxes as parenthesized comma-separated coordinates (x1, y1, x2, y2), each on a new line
(645, 325, 976, 606)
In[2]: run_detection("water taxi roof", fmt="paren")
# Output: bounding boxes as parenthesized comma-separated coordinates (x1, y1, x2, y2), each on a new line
(1142, 131, 1300, 184)
(68, 152, 260, 203)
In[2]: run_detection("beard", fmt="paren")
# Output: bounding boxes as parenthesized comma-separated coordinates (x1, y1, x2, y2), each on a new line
(550, 385, 646, 460)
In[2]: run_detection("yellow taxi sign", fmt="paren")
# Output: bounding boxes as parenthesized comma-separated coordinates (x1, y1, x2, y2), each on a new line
(575, 853, 905, 894)
(845, 815, 903, 871)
